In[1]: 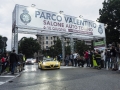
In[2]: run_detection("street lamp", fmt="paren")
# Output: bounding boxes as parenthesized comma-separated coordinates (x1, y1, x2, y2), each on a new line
(79, 15, 83, 18)
(31, 4, 36, 7)
(59, 11, 64, 14)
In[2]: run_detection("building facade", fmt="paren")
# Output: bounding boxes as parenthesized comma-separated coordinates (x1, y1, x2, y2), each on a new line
(37, 35, 92, 50)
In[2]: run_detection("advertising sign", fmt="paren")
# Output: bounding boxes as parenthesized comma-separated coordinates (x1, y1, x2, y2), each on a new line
(94, 40, 105, 50)
(94, 41, 105, 47)
(15, 5, 105, 37)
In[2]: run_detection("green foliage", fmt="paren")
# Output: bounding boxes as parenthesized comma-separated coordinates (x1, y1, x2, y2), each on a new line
(65, 45, 70, 55)
(43, 38, 63, 57)
(54, 39, 62, 52)
(47, 39, 89, 57)
(48, 39, 62, 57)
(75, 41, 89, 56)
(0, 35, 3, 51)
(0, 35, 7, 53)
(98, 0, 120, 46)
(18, 37, 40, 58)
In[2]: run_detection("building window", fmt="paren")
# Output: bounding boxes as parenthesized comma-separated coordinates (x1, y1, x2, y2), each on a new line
(43, 42, 44, 44)
(46, 41, 48, 44)
(46, 37, 48, 39)
(46, 46, 48, 49)
(51, 41, 52, 44)
(51, 37, 52, 40)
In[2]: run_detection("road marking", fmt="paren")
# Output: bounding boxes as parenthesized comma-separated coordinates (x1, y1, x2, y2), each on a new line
(0, 76, 15, 77)
(0, 82, 5, 85)
(60, 66, 78, 69)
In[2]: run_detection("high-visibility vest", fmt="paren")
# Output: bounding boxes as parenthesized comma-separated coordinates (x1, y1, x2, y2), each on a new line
(23, 56, 26, 61)
(47, 56, 50, 58)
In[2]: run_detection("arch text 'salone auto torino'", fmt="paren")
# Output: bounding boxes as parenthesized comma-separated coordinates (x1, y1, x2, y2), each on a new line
(38, 57, 60, 70)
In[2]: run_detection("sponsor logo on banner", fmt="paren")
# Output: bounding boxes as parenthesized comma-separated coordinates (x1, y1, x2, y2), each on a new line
(98, 25, 103, 34)
(20, 9, 31, 25)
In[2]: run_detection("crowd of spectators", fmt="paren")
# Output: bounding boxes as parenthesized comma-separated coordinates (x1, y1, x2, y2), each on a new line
(64, 43, 120, 71)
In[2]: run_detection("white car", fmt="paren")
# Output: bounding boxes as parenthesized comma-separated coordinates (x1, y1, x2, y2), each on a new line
(26, 58, 35, 65)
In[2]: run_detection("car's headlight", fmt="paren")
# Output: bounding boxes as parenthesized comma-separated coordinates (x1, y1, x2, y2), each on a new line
(31, 61, 34, 63)
(55, 62, 59, 65)
(42, 62, 46, 65)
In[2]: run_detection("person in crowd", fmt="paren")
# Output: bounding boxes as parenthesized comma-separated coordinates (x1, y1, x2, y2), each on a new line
(118, 44, 120, 68)
(110, 46, 117, 71)
(95, 50, 101, 69)
(0, 55, 3, 74)
(77, 55, 84, 67)
(77, 54, 80, 67)
(104, 49, 111, 69)
(116, 44, 120, 67)
(57, 55, 61, 62)
(1, 53, 6, 73)
(89, 50, 93, 67)
(18, 51, 24, 70)
(9, 50, 18, 75)
(101, 50, 104, 68)
(73, 51, 79, 67)
(64, 54, 69, 66)
(23, 54, 26, 69)
(4, 53, 9, 72)
(84, 50, 90, 67)
(69, 53, 74, 66)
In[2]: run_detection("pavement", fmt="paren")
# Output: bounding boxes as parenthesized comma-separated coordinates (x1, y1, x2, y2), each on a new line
(0, 71, 22, 85)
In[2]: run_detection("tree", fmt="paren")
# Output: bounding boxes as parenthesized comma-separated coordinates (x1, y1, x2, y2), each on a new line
(75, 40, 89, 56)
(18, 37, 40, 58)
(50, 39, 62, 57)
(0, 36, 3, 50)
(65, 45, 70, 55)
(98, 0, 120, 46)
(47, 38, 90, 57)
(0, 35, 7, 53)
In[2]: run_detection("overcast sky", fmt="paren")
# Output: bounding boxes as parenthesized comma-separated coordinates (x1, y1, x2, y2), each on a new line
(0, 0, 104, 51)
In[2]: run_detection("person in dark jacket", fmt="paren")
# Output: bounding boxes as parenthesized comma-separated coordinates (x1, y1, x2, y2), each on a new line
(9, 50, 18, 74)
(70, 53, 74, 66)
(110, 46, 117, 71)
(64, 54, 69, 66)
(18, 52, 24, 70)
(104, 49, 111, 69)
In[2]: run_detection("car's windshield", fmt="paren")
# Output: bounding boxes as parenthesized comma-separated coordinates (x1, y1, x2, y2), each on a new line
(43, 58, 54, 62)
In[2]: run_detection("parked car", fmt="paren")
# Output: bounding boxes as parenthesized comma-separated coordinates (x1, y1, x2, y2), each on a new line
(26, 58, 35, 65)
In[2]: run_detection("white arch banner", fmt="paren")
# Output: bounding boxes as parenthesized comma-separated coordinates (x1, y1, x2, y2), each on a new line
(13, 4, 105, 37)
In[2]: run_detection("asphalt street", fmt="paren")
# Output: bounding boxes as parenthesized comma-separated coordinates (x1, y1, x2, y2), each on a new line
(0, 64, 120, 90)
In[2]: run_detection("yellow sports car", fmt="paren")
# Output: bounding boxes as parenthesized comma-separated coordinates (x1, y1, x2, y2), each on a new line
(38, 57, 60, 70)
